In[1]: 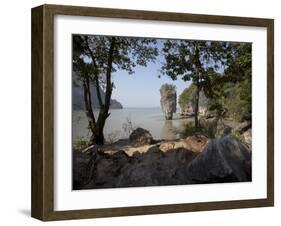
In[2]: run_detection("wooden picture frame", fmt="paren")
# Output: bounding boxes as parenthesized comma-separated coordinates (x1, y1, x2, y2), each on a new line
(31, 4, 274, 221)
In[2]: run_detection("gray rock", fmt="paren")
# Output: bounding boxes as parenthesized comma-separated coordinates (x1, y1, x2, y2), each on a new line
(88, 150, 130, 188)
(73, 136, 251, 189)
(185, 135, 251, 183)
(160, 84, 177, 120)
(180, 102, 194, 116)
(116, 147, 198, 187)
(213, 119, 233, 138)
(243, 129, 252, 150)
(72, 150, 96, 189)
(180, 90, 208, 117)
(198, 91, 208, 116)
(235, 121, 251, 134)
(72, 72, 123, 110)
(129, 128, 153, 146)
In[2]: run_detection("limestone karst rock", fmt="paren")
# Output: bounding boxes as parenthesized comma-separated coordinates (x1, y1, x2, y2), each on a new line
(160, 84, 177, 120)
(179, 84, 209, 117)
(72, 72, 123, 110)
(180, 90, 208, 116)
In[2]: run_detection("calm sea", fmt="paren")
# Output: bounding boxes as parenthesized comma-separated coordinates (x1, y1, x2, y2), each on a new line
(72, 108, 192, 143)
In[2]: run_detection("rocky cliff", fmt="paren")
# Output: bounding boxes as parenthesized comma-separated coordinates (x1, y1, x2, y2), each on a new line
(73, 74, 123, 110)
(180, 89, 208, 117)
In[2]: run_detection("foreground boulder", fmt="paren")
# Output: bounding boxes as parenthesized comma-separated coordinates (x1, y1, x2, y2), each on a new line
(73, 135, 251, 189)
(72, 150, 95, 189)
(115, 147, 198, 188)
(73, 146, 199, 189)
(185, 135, 251, 183)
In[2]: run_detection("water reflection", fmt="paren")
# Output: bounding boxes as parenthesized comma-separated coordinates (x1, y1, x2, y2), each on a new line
(160, 120, 179, 140)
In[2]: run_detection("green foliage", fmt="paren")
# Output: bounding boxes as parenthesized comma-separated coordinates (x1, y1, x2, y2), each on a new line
(73, 35, 158, 79)
(178, 84, 196, 110)
(72, 34, 159, 145)
(160, 40, 235, 83)
(179, 42, 252, 128)
(73, 137, 88, 150)
(204, 43, 252, 121)
(160, 40, 235, 127)
(181, 120, 218, 139)
(224, 79, 251, 121)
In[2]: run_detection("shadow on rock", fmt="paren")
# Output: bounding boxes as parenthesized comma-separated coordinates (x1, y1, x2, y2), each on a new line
(73, 135, 251, 190)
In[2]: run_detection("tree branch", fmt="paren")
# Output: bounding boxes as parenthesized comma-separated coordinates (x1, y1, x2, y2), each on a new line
(104, 37, 116, 109)
(84, 36, 104, 108)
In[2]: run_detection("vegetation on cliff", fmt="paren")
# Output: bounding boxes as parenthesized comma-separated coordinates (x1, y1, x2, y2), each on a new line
(177, 43, 251, 122)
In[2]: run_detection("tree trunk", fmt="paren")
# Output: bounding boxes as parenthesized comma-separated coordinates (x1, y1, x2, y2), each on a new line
(95, 37, 116, 145)
(82, 37, 116, 145)
(82, 77, 105, 145)
(194, 44, 201, 128)
(194, 81, 200, 128)
(82, 79, 96, 135)
(90, 128, 105, 145)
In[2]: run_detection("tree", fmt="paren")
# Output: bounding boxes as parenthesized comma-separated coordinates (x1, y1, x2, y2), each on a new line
(160, 40, 233, 127)
(221, 43, 252, 121)
(73, 35, 158, 145)
(178, 84, 196, 114)
(203, 43, 252, 121)
(160, 84, 177, 120)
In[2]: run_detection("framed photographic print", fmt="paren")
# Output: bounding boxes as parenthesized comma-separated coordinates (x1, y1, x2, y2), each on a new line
(31, 4, 274, 221)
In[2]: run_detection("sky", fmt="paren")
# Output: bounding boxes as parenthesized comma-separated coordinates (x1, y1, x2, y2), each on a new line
(110, 40, 191, 108)
(111, 61, 191, 108)
(78, 37, 231, 108)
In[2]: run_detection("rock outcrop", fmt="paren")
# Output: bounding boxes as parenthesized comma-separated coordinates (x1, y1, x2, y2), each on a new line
(243, 129, 252, 149)
(235, 121, 251, 134)
(159, 135, 208, 153)
(72, 72, 123, 110)
(214, 120, 233, 138)
(180, 102, 194, 116)
(234, 121, 252, 149)
(160, 84, 177, 120)
(72, 149, 96, 188)
(184, 135, 251, 183)
(129, 128, 153, 146)
(73, 131, 251, 189)
(179, 89, 208, 117)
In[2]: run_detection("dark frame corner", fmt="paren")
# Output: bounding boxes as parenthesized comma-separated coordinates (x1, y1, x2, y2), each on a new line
(31, 4, 274, 221)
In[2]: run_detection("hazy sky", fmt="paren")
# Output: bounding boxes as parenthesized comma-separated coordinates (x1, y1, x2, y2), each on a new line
(80, 38, 230, 108)
(111, 40, 191, 108)
(111, 61, 191, 108)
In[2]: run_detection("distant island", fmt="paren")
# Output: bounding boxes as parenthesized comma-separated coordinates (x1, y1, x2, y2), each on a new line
(72, 73, 123, 110)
